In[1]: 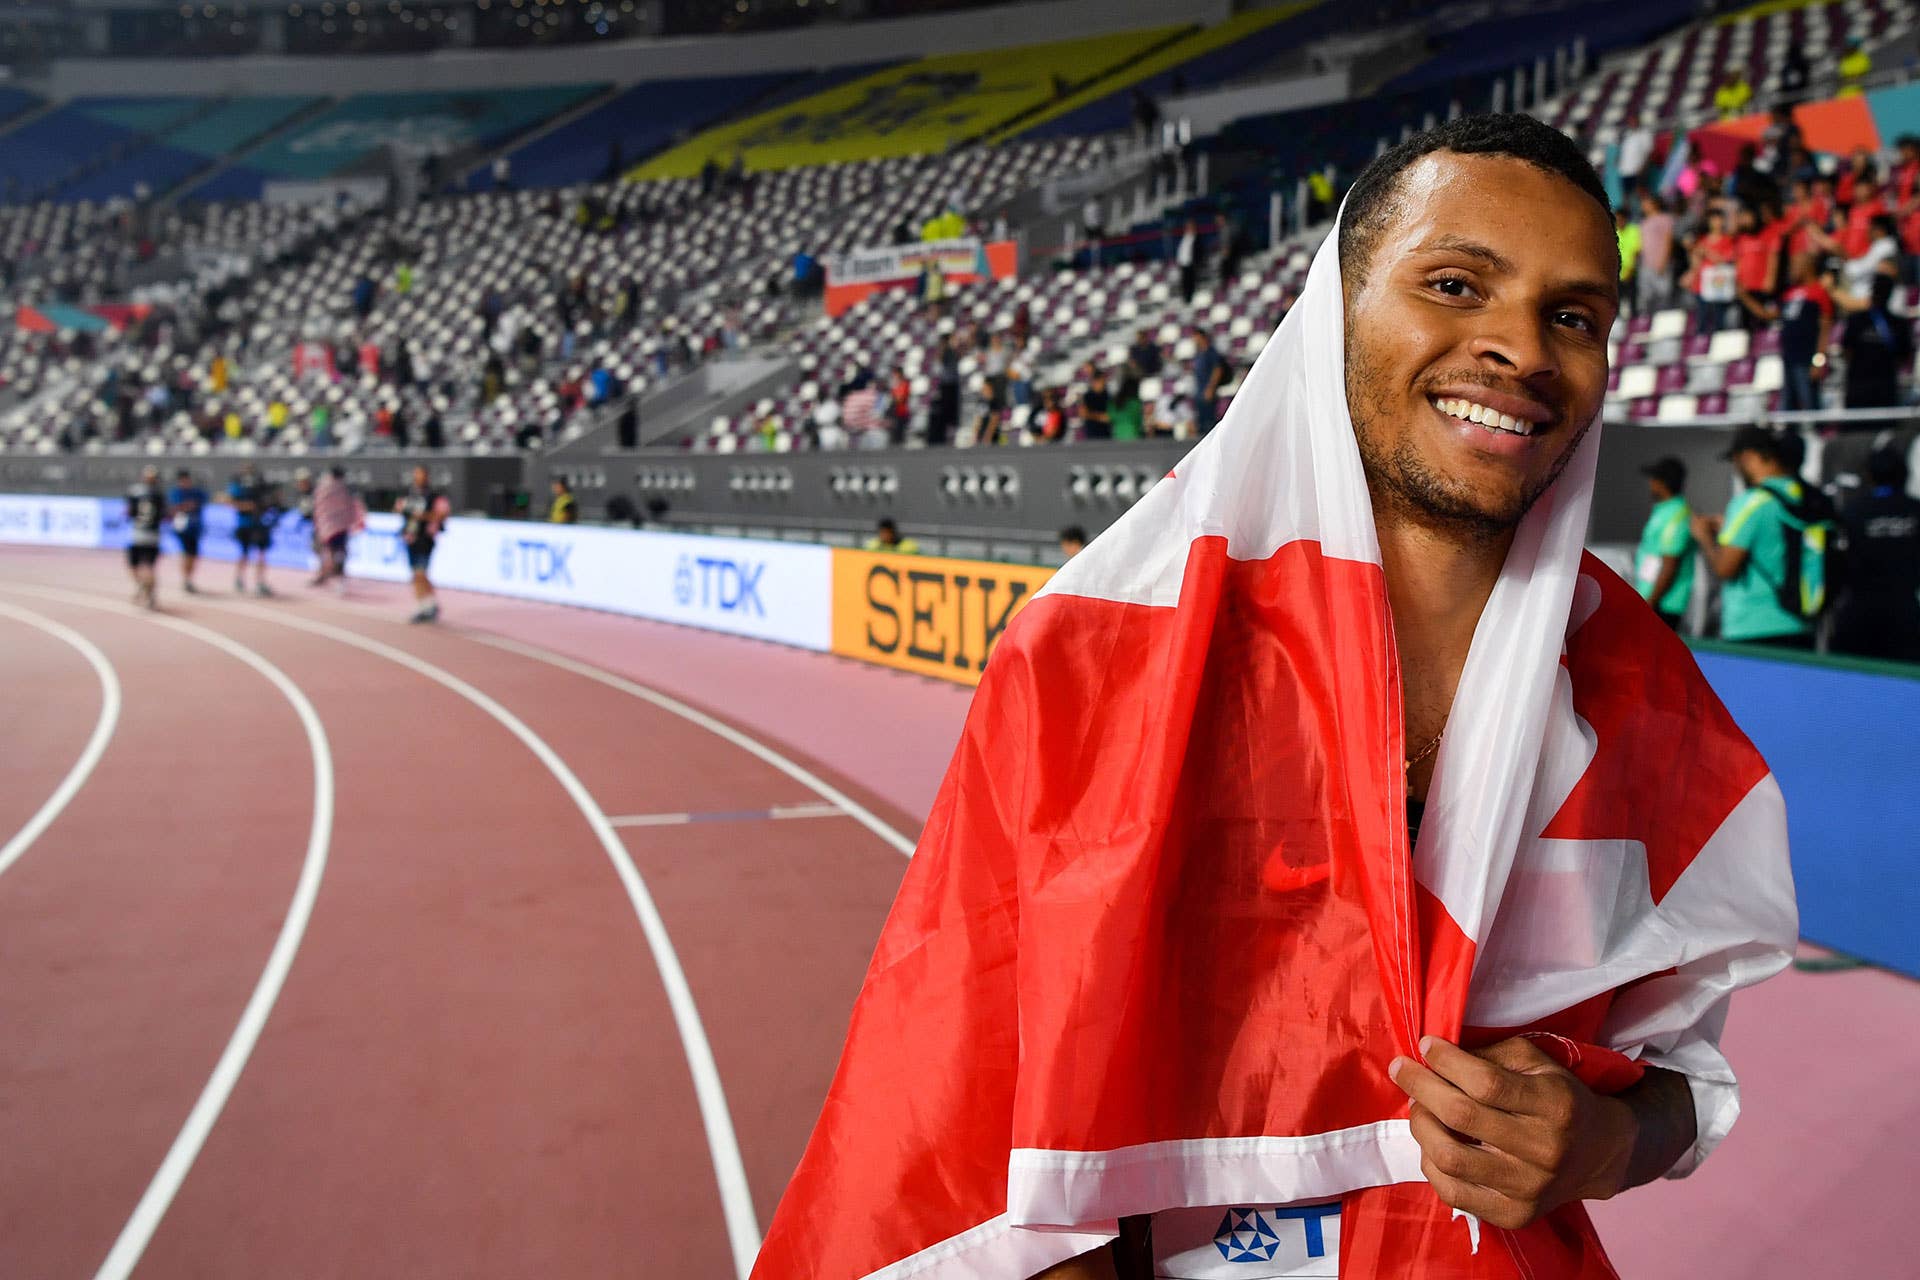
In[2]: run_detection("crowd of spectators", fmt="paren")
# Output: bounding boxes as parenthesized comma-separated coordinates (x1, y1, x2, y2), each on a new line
(1613, 116, 1919, 411)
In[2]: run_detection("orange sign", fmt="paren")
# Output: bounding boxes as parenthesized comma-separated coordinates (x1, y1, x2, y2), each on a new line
(830, 548, 1054, 685)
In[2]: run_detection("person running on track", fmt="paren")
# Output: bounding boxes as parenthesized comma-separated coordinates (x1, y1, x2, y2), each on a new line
(166, 467, 208, 594)
(227, 461, 274, 596)
(126, 465, 166, 610)
(396, 464, 448, 623)
(310, 466, 363, 596)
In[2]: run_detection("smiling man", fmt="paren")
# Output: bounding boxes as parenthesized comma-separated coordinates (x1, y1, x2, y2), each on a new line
(752, 117, 1795, 1280)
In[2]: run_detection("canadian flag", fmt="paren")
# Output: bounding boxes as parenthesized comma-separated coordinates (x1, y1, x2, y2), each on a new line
(752, 227, 1797, 1279)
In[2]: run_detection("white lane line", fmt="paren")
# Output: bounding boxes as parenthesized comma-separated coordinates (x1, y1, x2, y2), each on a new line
(0, 600, 123, 882)
(0, 585, 335, 1280)
(467, 634, 919, 858)
(182, 600, 766, 1280)
(607, 803, 849, 829)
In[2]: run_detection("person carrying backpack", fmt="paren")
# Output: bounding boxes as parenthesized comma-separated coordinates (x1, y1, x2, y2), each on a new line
(1691, 426, 1828, 649)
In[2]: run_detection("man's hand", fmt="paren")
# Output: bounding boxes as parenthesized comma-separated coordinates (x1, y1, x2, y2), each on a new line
(1389, 1036, 1637, 1231)
(1690, 512, 1723, 546)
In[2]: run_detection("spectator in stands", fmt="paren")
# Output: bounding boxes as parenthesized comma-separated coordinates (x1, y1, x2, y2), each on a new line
(1730, 145, 1778, 215)
(351, 273, 377, 321)
(1838, 272, 1914, 409)
(1779, 43, 1811, 97)
(1036, 387, 1066, 442)
(1761, 106, 1802, 175)
(1733, 204, 1781, 330)
(1079, 367, 1113, 441)
(311, 401, 333, 449)
(1058, 526, 1087, 561)
(1691, 426, 1814, 649)
(1841, 214, 1901, 295)
(1190, 329, 1227, 436)
(929, 338, 960, 446)
(1637, 193, 1677, 314)
(1840, 172, 1889, 260)
(1687, 207, 1738, 335)
(865, 518, 920, 555)
(1110, 362, 1144, 441)
(1772, 252, 1835, 412)
(1713, 70, 1752, 120)
(1635, 456, 1695, 631)
(982, 334, 1010, 437)
(1615, 207, 1640, 309)
(549, 477, 578, 525)
(1175, 218, 1200, 303)
(1128, 327, 1163, 379)
(886, 365, 912, 445)
(1833, 448, 1920, 660)
(1838, 36, 1871, 96)
(1617, 114, 1655, 203)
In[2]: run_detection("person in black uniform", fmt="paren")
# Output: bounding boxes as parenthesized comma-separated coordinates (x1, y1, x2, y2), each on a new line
(126, 464, 166, 610)
(1833, 448, 1920, 661)
(395, 464, 446, 623)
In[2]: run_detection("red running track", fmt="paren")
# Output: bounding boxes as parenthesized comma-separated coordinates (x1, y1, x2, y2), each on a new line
(0, 547, 1916, 1280)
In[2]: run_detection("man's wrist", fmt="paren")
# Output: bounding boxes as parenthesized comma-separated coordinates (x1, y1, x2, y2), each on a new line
(1577, 1092, 1640, 1203)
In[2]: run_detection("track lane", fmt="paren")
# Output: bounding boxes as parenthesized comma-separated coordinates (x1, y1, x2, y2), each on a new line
(103, 599, 734, 1279)
(0, 594, 314, 1280)
(226, 597, 923, 1229)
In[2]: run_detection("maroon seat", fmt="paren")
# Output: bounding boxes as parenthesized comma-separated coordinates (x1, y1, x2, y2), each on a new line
(1656, 363, 1689, 393)
(1631, 396, 1661, 419)
(1698, 392, 1729, 416)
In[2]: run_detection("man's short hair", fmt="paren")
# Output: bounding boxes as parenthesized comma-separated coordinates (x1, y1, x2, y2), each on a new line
(1338, 114, 1613, 285)
(1058, 525, 1087, 545)
(877, 518, 898, 535)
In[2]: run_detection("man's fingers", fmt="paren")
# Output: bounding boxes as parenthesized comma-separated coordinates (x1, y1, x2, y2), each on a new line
(1420, 1158, 1538, 1233)
(1391, 1054, 1530, 1151)
(1419, 1037, 1545, 1113)
(1409, 1104, 1551, 1204)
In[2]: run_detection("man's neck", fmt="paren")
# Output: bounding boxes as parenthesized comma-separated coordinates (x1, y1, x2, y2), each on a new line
(1372, 501, 1514, 759)
(1374, 507, 1512, 658)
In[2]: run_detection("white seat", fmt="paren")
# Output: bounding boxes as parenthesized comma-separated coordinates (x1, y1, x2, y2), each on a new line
(1706, 329, 1750, 363)
(1751, 355, 1784, 392)
(1646, 309, 1687, 341)
(1654, 393, 1698, 423)
(1616, 364, 1657, 399)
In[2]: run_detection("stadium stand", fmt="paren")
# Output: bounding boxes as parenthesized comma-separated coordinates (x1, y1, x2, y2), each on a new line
(187, 86, 604, 202)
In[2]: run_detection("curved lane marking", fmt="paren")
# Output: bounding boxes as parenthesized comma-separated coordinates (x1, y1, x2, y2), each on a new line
(0, 600, 123, 882)
(187, 599, 766, 1280)
(0, 585, 335, 1280)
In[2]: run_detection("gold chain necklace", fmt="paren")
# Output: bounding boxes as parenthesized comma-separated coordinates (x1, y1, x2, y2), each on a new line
(1405, 727, 1446, 776)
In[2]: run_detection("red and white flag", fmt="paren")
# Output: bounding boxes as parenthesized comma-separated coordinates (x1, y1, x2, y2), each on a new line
(752, 227, 1797, 1279)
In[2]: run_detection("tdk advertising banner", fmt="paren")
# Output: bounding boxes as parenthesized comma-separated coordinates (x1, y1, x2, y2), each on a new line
(347, 516, 834, 650)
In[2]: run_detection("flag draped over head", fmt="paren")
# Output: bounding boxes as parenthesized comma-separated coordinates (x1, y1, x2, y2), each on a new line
(753, 224, 1797, 1280)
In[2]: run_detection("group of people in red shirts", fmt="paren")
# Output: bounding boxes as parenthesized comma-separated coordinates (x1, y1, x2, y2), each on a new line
(1634, 124, 1918, 409)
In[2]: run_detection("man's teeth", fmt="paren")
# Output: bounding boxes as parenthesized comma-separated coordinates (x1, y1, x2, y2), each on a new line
(1434, 397, 1535, 436)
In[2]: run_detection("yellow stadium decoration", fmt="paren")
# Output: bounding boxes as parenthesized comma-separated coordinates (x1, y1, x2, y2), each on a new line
(991, 2, 1320, 143)
(630, 26, 1185, 178)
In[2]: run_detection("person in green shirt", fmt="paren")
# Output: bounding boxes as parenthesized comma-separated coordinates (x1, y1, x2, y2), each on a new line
(1635, 456, 1693, 630)
(1690, 426, 1815, 648)
(1615, 206, 1641, 291)
(865, 518, 921, 555)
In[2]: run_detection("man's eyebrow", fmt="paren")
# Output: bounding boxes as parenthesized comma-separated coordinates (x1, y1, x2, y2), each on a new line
(1415, 234, 1619, 305)
(1413, 235, 1513, 271)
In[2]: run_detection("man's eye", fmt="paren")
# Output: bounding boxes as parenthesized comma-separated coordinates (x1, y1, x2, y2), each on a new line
(1554, 310, 1597, 333)
(1431, 277, 1474, 297)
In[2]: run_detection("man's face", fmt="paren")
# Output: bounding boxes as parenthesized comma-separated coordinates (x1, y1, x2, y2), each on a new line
(1342, 153, 1617, 539)
(1731, 449, 1765, 485)
(1647, 477, 1670, 503)
(412, 467, 428, 488)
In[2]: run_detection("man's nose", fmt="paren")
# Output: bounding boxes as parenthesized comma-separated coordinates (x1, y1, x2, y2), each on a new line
(1467, 306, 1560, 383)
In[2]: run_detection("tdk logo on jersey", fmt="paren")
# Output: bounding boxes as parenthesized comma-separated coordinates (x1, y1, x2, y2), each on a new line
(498, 536, 574, 586)
(673, 554, 765, 616)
